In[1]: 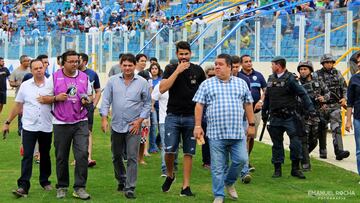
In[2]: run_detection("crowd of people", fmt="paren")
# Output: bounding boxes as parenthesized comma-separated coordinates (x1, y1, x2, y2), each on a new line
(1, 0, 359, 47)
(0, 40, 359, 202)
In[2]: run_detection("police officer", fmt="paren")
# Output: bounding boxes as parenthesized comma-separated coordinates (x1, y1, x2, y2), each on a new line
(298, 60, 330, 171)
(262, 56, 315, 179)
(315, 54, 350, 160)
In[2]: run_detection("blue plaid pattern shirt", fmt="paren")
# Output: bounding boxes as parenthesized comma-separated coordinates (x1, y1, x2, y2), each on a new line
(193, 76, 253, 140)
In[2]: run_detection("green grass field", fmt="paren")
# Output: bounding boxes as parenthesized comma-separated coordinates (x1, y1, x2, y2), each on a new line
(0, 99, 359, 203)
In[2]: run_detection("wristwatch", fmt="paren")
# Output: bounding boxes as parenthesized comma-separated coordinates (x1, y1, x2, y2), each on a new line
(5, 120, 10, 125)
(249, 123, 255, 127)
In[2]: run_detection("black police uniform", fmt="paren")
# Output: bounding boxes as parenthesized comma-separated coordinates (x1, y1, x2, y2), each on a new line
(262, 70, 315, 179)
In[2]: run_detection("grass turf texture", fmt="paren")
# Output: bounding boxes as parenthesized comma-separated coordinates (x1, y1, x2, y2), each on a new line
(0, 99, 359, 203)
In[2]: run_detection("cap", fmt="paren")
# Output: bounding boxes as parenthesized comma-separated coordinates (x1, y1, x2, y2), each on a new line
(271, 56, 286, 62)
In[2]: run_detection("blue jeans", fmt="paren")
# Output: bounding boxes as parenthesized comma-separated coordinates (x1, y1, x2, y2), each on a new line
(209, 139, 248, 198)
(160, 124, 178, 174)
(164, 113, 196, 155)
(240, 120, 249, 178)
(354, 119, 360, 175)
(149, 111, 159, 153)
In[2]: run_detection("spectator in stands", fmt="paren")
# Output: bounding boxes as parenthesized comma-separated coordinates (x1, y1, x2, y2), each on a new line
(240, 31, 250, 48)
(131, 0, 142, 12)
(154, 7, 165, 20)
(109, 11, 121, 25)
(35, 0, 45, 13)
(184, 15, 193, 33)
(26, 14, 38, 29)
(148, 15, 159, 35)
(193, 14, 206, 33)
(92, 6, 104, 24)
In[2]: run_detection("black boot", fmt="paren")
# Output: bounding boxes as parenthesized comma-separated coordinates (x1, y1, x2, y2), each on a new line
(291, 160, 306, 179)
(301, 163, 311, 172)
(319, 149, 327, 159)
(272, 163, 282, 178)
(335, 150, 350, 161)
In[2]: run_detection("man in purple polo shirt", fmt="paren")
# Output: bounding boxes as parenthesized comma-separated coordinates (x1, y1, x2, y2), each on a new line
(47, 50, 93, 200)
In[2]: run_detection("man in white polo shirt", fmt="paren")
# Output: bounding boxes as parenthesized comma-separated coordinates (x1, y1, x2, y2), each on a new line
(3, 59, 53, 198)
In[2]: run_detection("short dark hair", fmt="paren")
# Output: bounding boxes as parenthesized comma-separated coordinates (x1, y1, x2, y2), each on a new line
(150, 57, 158, 62)
(119, 53, 124, 59)
(231, 55, 241, 64)
(62, 50, 78, 65)
(19, 55, 28, 63)
(121, 53, 137, 65)
(30, 59, 43, 69)
(356, 52, 360, 60)
(0, 57, 3, 60)
(273, 59, 286, 68)
(239, 54, 251, 63)
(136, 54, 147, 62)
(36, 54, 48, 61)
(79, 53, 89, 63)
(217, 54, 232, 68)
(176, 41, 191, 53)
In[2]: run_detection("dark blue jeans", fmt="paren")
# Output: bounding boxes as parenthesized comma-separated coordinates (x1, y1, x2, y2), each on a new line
(18, 130, 52, 192)
(268, 117, 302, 164)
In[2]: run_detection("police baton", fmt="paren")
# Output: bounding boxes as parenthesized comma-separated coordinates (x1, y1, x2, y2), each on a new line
(259, 119, 267, 141)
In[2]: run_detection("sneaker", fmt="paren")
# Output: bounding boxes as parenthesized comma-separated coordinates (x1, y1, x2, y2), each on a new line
(124, 190, 136, 199)
(162, 174, 175, 192)
(72, 188, 90, 200)
(117, 184, 125, 192)
(248, 163, 255, 172)
(12, 188, 28, 198)
(213, 197, 224, 203)
(43, 184, 53, 191)
(242, 174, 252, 184)
(160, 173, 167, 177)
(88, 160, 96, 167)
(56, 187, 67, 199)
(226, 185, 238, 200)
(180, 186, 195, 197)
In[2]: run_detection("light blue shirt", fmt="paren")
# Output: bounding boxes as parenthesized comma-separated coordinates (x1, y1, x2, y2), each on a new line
(193, 76, 253, 140)
(100, 73, 151, 133)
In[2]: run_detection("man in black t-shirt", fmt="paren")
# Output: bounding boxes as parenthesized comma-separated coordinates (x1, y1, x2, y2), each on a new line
(159, 41, 206, 196)
(0, 57, 10, 113)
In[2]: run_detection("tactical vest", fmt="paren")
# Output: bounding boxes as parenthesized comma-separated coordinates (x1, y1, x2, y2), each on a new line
(316, 68, 342, 103)
(267, 72, 297, 112)
(300, 78, 322, 108)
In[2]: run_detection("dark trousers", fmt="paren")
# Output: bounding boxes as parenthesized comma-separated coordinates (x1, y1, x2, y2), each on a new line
(111, 129, 140, 191)
(201, 122, 210, 165)
(18, 130, 52, 192)
(53, 121, 89, 189)
(268, 117, 303, 164)
(18, 114, 23, 136)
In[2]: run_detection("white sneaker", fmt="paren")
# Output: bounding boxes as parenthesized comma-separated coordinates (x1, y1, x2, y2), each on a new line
(213, 197, 224, 203)
(226, 184, 238, 200)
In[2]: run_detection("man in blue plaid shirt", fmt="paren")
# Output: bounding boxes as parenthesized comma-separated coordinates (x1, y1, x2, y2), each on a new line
(193, 54, 255, 203)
